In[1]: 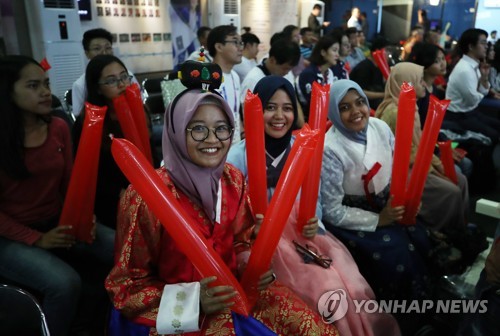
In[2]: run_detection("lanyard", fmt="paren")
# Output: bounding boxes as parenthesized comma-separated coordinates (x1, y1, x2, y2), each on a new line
(221, 72, 238, 114)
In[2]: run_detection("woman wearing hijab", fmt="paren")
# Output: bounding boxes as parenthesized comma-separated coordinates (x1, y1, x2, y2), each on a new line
(375, 62, 469, 235)
(320, 79, 433, 334)
(105, 79, 339, 335)
(228, 76, 400, 336)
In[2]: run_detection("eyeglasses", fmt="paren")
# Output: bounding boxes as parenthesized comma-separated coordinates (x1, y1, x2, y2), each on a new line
(186, 125, 234, 142)
(99, 73, 133, 87)
(293, 240, 332, 269)
(89, 45, 113, 54)
(223, 40, 244, 48)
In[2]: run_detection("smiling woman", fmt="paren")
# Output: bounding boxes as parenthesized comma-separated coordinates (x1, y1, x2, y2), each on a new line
(105, 76, 339, 334)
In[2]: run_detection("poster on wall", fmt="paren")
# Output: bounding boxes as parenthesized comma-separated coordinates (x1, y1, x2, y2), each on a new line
(168, 0, 200, 67)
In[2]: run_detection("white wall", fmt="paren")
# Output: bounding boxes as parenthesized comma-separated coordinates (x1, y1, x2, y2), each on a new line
(475, 0, 500, 36)
(241, 0, 298, 60)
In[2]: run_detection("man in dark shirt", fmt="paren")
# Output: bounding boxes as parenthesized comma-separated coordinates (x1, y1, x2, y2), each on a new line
(308, 4, 330, 38)
(349, 37, 390, 110)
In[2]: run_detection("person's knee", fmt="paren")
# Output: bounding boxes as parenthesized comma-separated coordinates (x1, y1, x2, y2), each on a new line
(44, 266, 82, 299)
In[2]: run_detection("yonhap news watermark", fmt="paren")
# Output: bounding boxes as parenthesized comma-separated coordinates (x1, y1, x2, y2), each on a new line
(318, 290, 488, 324)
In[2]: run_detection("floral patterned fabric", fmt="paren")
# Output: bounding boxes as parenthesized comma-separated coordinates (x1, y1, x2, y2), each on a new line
(106, 165, 339, 336)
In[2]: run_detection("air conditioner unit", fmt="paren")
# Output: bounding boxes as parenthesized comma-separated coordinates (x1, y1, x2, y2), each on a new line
(24, 0, 85, 100)
(300, 0, 326, 33)
(208, 0, 241, 33)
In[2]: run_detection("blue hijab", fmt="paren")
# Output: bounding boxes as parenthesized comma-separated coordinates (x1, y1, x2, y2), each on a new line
(328, 79, 369, 144)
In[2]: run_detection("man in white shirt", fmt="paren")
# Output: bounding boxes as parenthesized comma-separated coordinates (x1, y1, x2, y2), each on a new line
(207, 25, 244, 143)
(233, 32, 260, 83)
(347, 7, 362, 31)
(445, 28, 500, 144)
(72, 28, 140, 116)
(240, 38, 300, 104)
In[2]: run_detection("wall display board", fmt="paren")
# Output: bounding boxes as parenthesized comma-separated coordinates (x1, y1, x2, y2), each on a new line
(82, 0, 172, 73)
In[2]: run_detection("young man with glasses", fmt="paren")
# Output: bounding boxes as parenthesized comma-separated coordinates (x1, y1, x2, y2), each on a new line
(71, 28, 141, 116)
(207, 25, 244, 143)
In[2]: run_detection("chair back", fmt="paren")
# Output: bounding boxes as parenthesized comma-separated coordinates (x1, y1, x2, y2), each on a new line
(51, 94, 74, 128)
(142, 78, 164, 96)
(64, 89, 72, 107)
(145, 94, 165, 116)
(161, 79, 185, 108)
(0, 284, 51, 336)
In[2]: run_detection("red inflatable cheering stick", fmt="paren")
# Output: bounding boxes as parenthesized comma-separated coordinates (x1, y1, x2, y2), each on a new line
(111, 137, 250, 316)
(240, 125, 320, 308)
(298, 82, 330, 233)
(125, 83, 153, 164)
(58, 103, 107, 243)
(438, 140, 458, 185)
(372, 49, 391, 80)
(243, 90, 268, 216)
(401, 96, 450, 224)
(113, 94, 152, 165)
(390, 82, 416, 207)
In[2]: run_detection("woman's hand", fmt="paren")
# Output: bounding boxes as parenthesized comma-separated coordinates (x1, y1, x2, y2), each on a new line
(302, 217, 319, 239)
(34, 226, 75, 249)
(257, 269, 276, 291)
(199, 276, 236, 315)
(378, 196, 404, 227)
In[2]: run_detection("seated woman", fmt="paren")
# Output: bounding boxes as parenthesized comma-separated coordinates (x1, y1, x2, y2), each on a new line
(409, 42, 473, 178)
(227, 75, 400, 335)
(297, 34, 340, 121)
(0, 55, 114, 336)
(320, 79, 433, 334)
(73, 54, 152, 229)
(376, 62, 469, 236)
(105, 73, 339, 335)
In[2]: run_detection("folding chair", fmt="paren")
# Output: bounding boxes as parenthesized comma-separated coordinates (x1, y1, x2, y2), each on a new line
(0, 283, 50, 336)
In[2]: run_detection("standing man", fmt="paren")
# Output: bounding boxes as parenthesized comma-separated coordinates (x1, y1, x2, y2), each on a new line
(72, 28, 140, 116)
(308, 4, 330, 38)
(207, 25, 244, 143)
(347, 7, 362, 31)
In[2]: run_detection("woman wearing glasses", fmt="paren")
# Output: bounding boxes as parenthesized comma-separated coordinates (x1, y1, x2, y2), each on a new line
(105, 73, 339, 335)
(72, 54, 151, 230)
(227, 76, 399, 336)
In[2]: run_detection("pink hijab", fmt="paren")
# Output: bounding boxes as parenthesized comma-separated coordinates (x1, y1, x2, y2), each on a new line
(162, 89, 234, 221)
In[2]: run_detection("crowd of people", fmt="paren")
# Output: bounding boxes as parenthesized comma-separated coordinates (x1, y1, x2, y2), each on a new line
(1, 5, 500, 336)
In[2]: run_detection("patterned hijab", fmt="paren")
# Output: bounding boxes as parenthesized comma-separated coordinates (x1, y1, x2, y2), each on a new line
(376, 62, 424, 119)
(328, 79, 369, 144)
(162, 89, 234, 221)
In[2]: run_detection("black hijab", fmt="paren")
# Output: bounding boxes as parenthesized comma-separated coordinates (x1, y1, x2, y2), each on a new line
(253, 76, 298, 187)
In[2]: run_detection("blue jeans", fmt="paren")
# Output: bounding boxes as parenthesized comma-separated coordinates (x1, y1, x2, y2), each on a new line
(0, 223, 115, 336)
